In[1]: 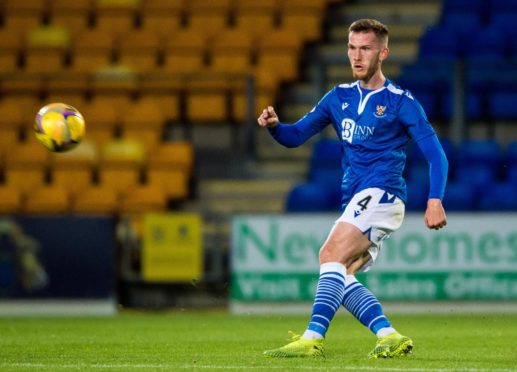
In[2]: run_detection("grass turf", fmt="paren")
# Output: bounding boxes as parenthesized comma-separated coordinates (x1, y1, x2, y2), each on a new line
(0, 312, 516, 371)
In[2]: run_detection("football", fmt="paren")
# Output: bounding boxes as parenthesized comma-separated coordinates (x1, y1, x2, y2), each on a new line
(34, 103, 85, 152)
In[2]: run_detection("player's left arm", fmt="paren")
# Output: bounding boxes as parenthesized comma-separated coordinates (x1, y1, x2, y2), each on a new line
(416, 135, 448, 230)
(399, 92, 448, 230)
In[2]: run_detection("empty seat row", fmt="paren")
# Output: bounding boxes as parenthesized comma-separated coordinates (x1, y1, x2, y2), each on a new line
(0, 138, 194, 203)
(1, 0, 327, 40)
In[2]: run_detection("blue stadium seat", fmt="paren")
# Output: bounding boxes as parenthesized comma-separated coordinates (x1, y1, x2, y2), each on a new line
(442, 181, 477, 211)
(441, 13, 483, 38)
(405, 179, 428, 211)
(463, 26, 507, 63)
(418, 26, 462, 62)
(478, 181, 517, 211)
(456, 139, 503, 190)
(309, 137, 342, 181)
(285, 182, 340, 212)
(505, 141, 517, 185)
(441, 0, 486, 14)
(488, 91, 517, 119)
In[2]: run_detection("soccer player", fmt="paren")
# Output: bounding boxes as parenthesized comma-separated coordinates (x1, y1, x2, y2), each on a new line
(257, 18, 448, 358)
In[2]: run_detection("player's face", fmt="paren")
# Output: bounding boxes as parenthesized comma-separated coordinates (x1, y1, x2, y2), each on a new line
(347, 31, 388, 82)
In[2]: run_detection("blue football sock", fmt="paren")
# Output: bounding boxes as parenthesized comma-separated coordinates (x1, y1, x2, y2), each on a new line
(342, 275, 392, 335)
(304, 262, 346, 339)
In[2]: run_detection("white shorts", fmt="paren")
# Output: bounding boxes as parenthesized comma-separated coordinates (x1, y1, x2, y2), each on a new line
(335, 187, 405, 272)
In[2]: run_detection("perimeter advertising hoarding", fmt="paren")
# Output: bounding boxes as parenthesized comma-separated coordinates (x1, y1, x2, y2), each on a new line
(231, 214, 517, 303)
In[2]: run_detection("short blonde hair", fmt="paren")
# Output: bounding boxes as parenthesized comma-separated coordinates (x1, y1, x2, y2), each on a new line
(349, 19, 389, 46)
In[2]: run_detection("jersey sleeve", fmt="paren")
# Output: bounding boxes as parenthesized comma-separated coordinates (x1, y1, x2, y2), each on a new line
(416, 134, 449, 200)
(398, 92, 436, 142)
(268, 89, 334, 147)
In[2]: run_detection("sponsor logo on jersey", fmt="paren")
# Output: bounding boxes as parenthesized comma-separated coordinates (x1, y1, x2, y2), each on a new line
(341, 102, 349, 110)
(341, 118, 375, 143)
(374, 105, 387, 118)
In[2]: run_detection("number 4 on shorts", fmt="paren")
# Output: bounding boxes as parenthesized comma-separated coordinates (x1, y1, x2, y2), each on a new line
(357, 195, 372, 211)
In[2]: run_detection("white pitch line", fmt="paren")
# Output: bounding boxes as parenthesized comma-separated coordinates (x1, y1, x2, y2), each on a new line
(1, 363, 516, 372)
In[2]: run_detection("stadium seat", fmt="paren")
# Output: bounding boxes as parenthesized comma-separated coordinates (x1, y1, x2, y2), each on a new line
(2, 0, 45, 38)
(309, 138, 342, 181)
(162, 29, 207, 74)
(487, 91, 517, 120)
(0, 30, 22, 73)
(286, 182, 340, 212)
(79, 99, 119, 146)
(119, 185, 168, 214)
(279, 0, 326, 38)
(23, 25, 70, 74)
(146, 141, 193, 200)
(187, 0, 231, 36)
(23, 184, 70, 214)
(117, 30, 161, 73)
(417, 26, 462, 63)
(442, 181, 476, 211)
(3, 140, 49, 194)
(147, 141, 194, 177)
(505, 141, 517, 185)
(69, 30, 115, 73)
(50, 140, 97, 196)
(463, 26, 507, 63)
(405, 179, 429, 211)
(49, 0, 92, 37)
(93, 0, 139, 39)
(0, 185, 23, 214)
(120, 99, 165, 148)
(71, 185, 119, 214)
(136, 93, 181, 123)
(139, 0, 183, 38)
(478, 181, 517, 211)
(257, 29, 302, 81)
(234, 0, 277, 38)
(98, 139, 146, 194)
(209, 29, 253, 74)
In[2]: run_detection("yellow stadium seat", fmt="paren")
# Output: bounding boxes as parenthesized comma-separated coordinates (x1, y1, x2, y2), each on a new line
(140, 0, 183, 38)
(209, 29, 253, 74)
(23, 184, 70, 214)
(117, 30, 161, 73)
(24, 25, 70, 74)
(2, 0, 45, 38)
(187, 0, 231, 36)
(0, 185, 23, 213)
(49, 0, 92, 37)
(257, 29, 303, 81)
(71, 185, 119, 214)
(146, 166, 189, 200)
(233, 0, 277, 38)
(0, 30, 22, 73)
(136, 94, 181, 123)
(79, 99, 119, 146)
(45, 72, 90, 99)
(98, 139, 146, 194)
(185, 90, 228, 123)
(120, 99, 165, 148)
(4, 140, 49, 194)
(162, 29, 207, 74)
(1, 72, 44, 96)
(69, 30, 115, 73)
(120, 184, 168, 214)
(50, 140, 97, 195)
(93, 0, 139, 39)
(148, 141, 194, 176)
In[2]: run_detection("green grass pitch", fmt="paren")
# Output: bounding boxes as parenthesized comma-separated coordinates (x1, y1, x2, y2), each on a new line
(0, 312, 516, 371)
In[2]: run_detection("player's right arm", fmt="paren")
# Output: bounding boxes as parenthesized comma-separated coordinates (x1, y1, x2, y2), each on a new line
(257, 89, 334, 148)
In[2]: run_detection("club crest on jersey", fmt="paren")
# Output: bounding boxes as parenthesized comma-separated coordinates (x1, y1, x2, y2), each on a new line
(374, 105, 387, 117)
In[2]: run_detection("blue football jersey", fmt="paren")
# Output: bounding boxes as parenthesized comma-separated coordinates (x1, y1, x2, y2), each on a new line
(269, 79, 436, 206)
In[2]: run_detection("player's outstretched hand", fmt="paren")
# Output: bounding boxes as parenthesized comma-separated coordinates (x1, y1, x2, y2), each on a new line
(257, 106, 279, 128)
(425, 198, 447, 230)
